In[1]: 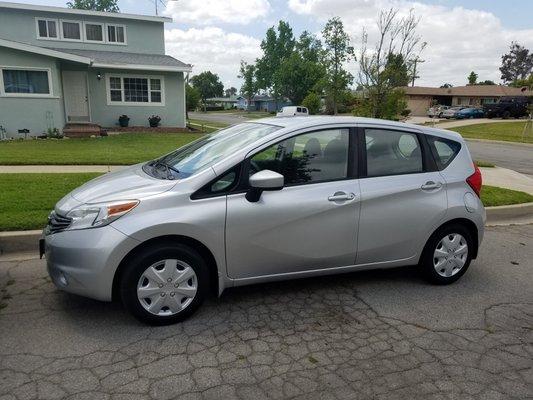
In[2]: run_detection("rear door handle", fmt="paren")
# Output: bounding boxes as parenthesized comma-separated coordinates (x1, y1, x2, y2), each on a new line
(328, 192, 356, 202)
(421, 181, 443, 190)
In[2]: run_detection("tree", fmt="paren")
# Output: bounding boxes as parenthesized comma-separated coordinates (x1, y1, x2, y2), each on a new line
(477, 80, 495, 85)
(322, 17, 355, 114)
(255, 21, 295, 104)
(357, 9, 425, 119)
(467, 71, 478, 85)
(440, 83, 453, 88)
(190, 71, 224, 111)
(225, 87, 237, 97)
(302, 92, 321, 115)
(273, 31, 326, 105)
(238, 61, 257, 112)
(509, 73, 533, 88)
(185, 84, 200, 113)
(500, 42, 533, 84)
(67, 0, 118, 12)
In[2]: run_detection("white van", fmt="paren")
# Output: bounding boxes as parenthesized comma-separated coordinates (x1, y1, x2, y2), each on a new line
(276, 106, 309, 117)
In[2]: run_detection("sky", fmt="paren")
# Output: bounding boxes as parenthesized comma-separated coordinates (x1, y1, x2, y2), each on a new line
(12, 0, 533, 90)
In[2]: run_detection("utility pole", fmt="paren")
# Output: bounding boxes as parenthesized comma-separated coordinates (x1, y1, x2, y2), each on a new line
(410, 56, 424, 87)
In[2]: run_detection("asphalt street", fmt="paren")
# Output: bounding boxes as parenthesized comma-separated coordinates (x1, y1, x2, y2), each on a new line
(466, 139, 533, 177)
(1, 225, 532, 399)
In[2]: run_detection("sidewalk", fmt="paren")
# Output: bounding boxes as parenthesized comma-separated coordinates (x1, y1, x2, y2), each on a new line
(0, 165, 125, 173)
(480, 166, 533, 195)
(405, 116, 521, 129)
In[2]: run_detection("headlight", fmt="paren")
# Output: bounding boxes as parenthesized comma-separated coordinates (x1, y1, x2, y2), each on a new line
(66, 200, 139, 230)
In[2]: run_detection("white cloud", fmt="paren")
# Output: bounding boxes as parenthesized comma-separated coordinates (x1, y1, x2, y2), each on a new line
(288, 0, 533, 86)
(165, 27, 262, 88)
(165, 0, 271, 25)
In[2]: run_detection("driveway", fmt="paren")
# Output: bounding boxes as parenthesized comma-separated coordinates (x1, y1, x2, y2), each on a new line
(1, 225, 532, 399)
(189, 112, 251, 126)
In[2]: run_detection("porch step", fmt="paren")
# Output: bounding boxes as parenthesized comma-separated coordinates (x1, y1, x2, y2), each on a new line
(63, 123, 103, 138)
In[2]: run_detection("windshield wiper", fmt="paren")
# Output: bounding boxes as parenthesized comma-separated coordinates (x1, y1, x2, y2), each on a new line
(149, 160, 180, 180)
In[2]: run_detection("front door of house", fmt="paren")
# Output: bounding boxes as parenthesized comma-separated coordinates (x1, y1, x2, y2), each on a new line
(62, 71, 89, 122)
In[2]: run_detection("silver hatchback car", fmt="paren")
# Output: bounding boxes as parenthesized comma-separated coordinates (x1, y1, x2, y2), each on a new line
(43, 117, 485, 325)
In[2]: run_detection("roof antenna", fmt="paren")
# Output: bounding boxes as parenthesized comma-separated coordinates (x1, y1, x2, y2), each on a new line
(149, 0, 177, 15)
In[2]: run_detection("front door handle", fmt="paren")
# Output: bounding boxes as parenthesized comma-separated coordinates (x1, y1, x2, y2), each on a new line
(421, 181, 443, 190)
(328, 191, 356, 202)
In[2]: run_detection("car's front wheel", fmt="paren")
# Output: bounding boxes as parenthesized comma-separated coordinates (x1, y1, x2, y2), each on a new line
(420, 224, 473, 284)
(119, 243, 209, 325)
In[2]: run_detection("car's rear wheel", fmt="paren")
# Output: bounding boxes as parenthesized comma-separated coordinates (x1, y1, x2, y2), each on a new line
(119, 243, 208, 325)
(502, 110, 511, 119)
(420, 224, 473, 284)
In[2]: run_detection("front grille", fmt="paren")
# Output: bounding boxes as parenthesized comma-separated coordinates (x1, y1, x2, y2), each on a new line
(47, 211, 72, 234)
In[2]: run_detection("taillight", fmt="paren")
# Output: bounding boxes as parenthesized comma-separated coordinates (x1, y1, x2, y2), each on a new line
(466, 163, 482, 197)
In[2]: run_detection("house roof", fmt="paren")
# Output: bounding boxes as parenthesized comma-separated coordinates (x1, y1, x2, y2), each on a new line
(404, 85, 532, 97)
(206, 96, 238, 102)
(0, 38, 92, 64)
(52, 48, 192, 72)
(0, 1, 172, 23)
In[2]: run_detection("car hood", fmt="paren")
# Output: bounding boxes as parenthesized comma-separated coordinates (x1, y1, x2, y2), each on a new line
(55, 163, 177, 214)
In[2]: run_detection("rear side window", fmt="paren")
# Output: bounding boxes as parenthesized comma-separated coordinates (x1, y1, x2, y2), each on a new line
(365, 129, 423, 177)
(427, 136, 461, 170)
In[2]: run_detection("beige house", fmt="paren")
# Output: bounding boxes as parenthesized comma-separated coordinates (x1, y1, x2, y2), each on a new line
(404, 85, 532, 116)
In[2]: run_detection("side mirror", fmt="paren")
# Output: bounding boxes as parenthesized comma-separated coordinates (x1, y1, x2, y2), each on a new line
(246, 170, 284, 202)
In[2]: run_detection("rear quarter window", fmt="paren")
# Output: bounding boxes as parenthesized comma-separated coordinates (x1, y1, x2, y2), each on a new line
(427, 136, 461, 170)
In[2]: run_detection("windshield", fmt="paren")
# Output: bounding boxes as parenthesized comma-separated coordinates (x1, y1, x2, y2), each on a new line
(144, 122, 281, 179)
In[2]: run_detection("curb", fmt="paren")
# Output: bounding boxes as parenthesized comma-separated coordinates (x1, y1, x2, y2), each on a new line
(2, 203, 533, 255)
(465, 138, 533, 147)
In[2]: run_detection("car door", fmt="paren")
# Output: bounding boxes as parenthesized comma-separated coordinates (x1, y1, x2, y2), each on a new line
(356, 126, 447, 265)
(225, 127, 361, 279)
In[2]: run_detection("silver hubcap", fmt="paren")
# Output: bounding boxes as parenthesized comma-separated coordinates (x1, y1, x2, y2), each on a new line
(433, 233, 468, 277)
(137, 259, 197, 316)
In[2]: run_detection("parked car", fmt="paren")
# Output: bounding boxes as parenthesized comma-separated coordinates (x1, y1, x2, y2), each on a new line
(483, 96, 529, 119)
(441, 106, 467, 119)
(455, 108, 485, 119)
(277, 106, 309, 117)
(427, 105, 450, 118)
(42, 116, 485, 325)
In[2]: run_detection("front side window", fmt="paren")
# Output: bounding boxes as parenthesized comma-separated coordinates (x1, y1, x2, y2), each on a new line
(250, 129, 350, 185)
(1, 69, 50, 95)
(37, 19, 57, 39)
(365, 129, 423, 177)
(61, 21, 81, 40)
(107, 76, 163, 104)
(107, 25, 125, 43)
(85, 23, 103, 42)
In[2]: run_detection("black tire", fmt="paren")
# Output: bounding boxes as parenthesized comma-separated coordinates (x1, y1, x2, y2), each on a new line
(502, 110, 511, 119)
(419, 224, 474, 285)
(119, 242, 209, 325)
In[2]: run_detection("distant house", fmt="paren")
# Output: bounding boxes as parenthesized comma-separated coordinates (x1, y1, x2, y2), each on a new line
(236, 95, 291, 113)
(205, 96, 238, 110)
(404, 85, 532, 116)
(0, 2, 191, 137)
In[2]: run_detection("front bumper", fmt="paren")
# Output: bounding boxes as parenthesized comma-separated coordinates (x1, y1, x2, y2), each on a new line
(44, 225, 140, 301)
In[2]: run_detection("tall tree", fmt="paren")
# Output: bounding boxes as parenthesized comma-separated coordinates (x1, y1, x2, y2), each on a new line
(357, 9, 425, 119)
(467, 71, 478, 85)
(322, 17, 355, 114)
(238, 61, 257, 112)
(500, 42, 533, 84)
(255, 21, 295, 103)
(190, 71, 224, 111)
(185, 84, 200, 112)
(225, 87, 237, 97)
(273, 31, 326, 105)
(440, 83, 453, 88)
(67, 0, 119, 12)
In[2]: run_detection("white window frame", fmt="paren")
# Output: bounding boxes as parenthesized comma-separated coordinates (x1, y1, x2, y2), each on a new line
(106, 23, 127, 45)
(35, 18, 59, 40)
(0, 66, 54, 98)
(60, 19, 83, 42)
(106, 74, 165, 106)
(83, 21, 106, 43)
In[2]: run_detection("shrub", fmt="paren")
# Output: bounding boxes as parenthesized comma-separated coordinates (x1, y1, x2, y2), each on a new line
(302, 92, 321, 115)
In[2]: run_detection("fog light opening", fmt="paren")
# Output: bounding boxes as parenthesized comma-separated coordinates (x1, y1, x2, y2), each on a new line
(58, 272, 68, 287)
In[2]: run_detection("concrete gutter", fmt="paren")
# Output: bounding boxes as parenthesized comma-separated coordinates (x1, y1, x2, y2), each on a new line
(2, 204, 532, 255)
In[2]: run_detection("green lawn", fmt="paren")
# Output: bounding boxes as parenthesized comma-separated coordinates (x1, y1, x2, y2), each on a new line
(0, 133, 204, 165)
(0, 173, 102, 231)
(480, 185, 533, 207)
(451, 122, 533, 143)
(2, 173, 532, 231)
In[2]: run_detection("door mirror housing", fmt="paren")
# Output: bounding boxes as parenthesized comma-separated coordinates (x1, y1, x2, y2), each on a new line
(246, 170, 284, 202)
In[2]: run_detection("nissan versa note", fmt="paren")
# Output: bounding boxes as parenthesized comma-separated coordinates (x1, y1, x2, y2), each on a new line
(42, 117, 485, 325)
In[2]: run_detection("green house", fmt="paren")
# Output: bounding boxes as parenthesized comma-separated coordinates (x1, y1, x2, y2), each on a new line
(0, 1, 191, 137)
